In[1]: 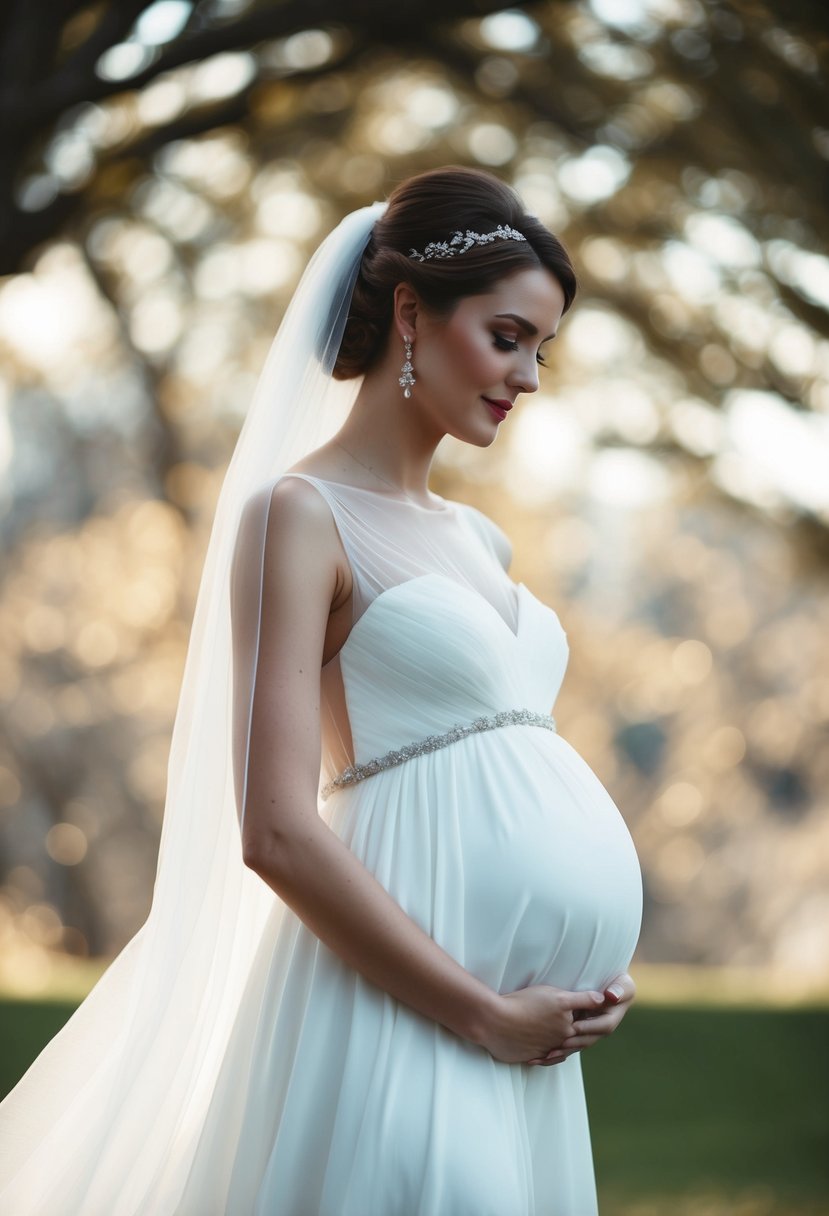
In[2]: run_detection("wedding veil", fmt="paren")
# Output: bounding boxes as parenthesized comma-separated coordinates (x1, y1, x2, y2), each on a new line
(0, 199, 387, 1213)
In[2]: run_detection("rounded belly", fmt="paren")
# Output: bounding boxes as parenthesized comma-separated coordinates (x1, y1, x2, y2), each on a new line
(455, 728, 643, 994)
(330, 724, 643, 997)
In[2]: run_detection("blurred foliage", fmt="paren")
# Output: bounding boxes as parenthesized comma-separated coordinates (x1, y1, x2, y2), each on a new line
(0, 0, 828, 987)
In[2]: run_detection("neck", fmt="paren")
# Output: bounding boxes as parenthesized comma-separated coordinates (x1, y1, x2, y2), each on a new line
(332, 347, 443, 497)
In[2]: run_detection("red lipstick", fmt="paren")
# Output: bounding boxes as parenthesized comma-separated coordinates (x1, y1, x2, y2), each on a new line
(482, 396, 513, 421)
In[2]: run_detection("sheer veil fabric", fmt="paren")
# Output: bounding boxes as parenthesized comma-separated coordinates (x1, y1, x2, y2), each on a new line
(0, 201, 388, 1213)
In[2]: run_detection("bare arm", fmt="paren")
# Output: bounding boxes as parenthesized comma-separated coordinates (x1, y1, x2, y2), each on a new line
(235, 478, 604, 1062)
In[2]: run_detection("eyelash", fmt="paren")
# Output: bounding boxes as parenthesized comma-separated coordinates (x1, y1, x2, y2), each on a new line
(493, 333, 547, 366)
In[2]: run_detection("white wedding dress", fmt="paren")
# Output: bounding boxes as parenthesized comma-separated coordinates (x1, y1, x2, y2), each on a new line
(177, 473, 643, 1214)
(1, 472, 643, 1215)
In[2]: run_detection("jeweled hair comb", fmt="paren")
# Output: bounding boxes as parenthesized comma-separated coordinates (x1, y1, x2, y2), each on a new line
(408, 225, 527, 261)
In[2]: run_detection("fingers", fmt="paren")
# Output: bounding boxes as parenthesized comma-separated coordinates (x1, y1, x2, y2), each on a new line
(567, 989, 606, 1012)
(564, 1032, 603, 1050)
(565, 1012, 621, 1047)
(532, 1022, 614, 1058)
(522, 977, 636, 1065)
(527, 1046, 581, 1066)
(526, 975, 637, 1064)
(603, 972, 636, 1005)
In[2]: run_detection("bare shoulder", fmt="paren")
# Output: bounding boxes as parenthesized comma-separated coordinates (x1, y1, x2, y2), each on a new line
(263, 475, 351, 605)
(265, 473, 332, 534)
(461, 502, 513, 573)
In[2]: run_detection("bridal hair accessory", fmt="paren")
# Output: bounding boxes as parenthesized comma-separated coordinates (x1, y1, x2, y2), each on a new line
(0, 199, 387, 1211)
(399, 336, 416, 397)
(408, 224, 526, 262)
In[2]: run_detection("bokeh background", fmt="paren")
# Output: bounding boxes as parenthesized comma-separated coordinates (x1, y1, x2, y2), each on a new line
(1, 1, 827, 1211)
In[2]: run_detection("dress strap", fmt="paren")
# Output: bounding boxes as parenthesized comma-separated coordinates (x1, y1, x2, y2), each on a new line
(274, 471, 518, 635)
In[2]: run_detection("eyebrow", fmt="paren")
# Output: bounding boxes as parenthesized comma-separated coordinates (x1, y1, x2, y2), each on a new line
(495, 312, 557, 342)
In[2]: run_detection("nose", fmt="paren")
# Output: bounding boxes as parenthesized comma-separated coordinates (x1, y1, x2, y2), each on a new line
(507, 351, 539, 396)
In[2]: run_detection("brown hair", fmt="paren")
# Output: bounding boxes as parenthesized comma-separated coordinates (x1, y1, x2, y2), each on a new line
(332, 165, 577, 381)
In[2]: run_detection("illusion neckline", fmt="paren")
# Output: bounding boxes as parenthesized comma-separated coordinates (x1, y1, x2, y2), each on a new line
(324, 573, 527, 672)
(283, 472, 454, 514)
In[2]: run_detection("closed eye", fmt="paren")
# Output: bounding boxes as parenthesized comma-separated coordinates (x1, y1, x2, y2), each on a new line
(493, 333, 548, 366)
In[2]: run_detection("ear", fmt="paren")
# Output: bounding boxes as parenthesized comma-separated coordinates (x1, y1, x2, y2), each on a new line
(392, 282, 420, 340)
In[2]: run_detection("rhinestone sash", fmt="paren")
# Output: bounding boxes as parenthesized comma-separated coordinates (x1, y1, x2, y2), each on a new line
(320, 708, 557, 801)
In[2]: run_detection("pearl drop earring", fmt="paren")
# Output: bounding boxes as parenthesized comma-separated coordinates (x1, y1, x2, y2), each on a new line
(398, 336, 416, 398)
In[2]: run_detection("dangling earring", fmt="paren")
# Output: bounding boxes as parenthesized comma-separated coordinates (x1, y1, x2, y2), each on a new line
(398, 336, 416, 398)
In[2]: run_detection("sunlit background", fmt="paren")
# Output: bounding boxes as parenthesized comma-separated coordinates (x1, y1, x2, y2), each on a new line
(0, 1, 828, 1208)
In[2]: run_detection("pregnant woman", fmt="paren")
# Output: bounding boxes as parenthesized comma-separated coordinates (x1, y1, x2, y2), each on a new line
(0, 166, 642, 1214)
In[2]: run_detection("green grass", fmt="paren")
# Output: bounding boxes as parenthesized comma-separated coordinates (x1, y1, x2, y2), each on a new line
(584, 1004, 829, 1213)
(2, 993, 827, 1212)
(0, 996, 80, 1100)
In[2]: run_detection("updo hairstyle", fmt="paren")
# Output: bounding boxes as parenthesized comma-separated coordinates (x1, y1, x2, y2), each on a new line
(331, 165, 577, 381)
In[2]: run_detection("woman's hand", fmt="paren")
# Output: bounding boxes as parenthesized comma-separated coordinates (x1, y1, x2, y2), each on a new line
(526, 972, 637, 1066)
(480, 983, 606, 1065)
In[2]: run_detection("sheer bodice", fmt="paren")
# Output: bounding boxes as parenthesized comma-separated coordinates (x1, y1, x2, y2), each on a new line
(233, 471, 561, 792)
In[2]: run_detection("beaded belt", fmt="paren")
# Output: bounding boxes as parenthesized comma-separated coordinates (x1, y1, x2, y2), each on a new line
(320, 707, 557, 801)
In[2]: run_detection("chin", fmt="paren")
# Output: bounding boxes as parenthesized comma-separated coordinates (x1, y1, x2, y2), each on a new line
(455, 425, 499, 449)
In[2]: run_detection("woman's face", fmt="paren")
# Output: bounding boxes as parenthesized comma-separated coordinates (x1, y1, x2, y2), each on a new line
(409, 266, 566, 445)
